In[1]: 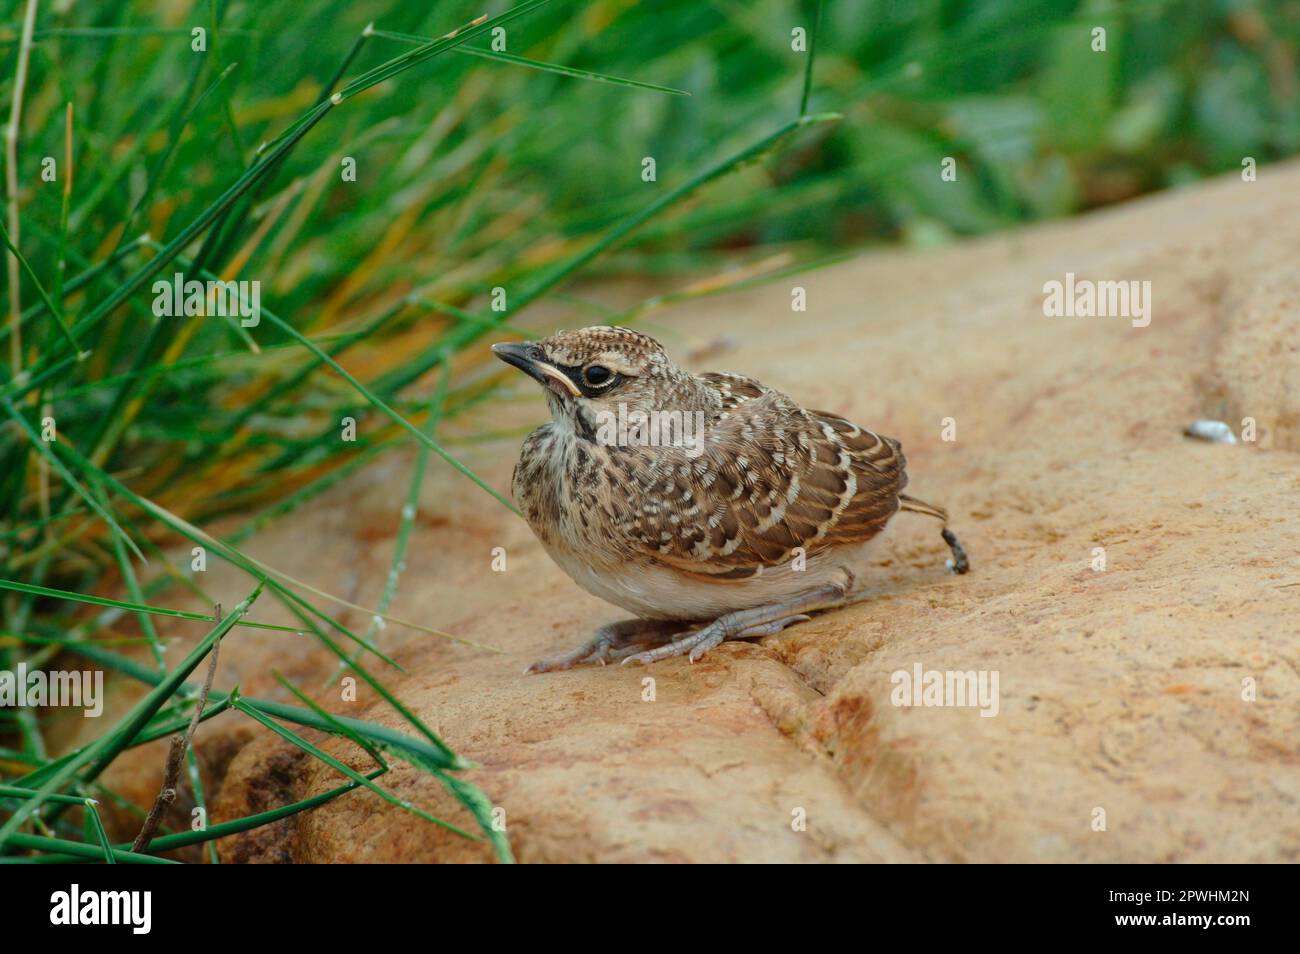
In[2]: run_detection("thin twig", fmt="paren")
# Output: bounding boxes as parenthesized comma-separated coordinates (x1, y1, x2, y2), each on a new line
(4, 0, 39, 375)
(131, 603, 224, 854)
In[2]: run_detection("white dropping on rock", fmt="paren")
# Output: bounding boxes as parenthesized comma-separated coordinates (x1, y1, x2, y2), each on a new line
(1184, 420, 1237, 444)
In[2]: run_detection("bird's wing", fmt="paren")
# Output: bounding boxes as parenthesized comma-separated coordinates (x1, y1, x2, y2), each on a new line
(697, 371, 767, 409)
(617, 379, 907, 578)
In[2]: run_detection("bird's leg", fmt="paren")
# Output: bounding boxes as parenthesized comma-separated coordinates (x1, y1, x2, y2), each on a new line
(526, 617, 682, 674)
(732, 614, 812, 638)
(897, 494, 971, 575)
(621, 584, 847, 666)
(941, 528, 970, 575)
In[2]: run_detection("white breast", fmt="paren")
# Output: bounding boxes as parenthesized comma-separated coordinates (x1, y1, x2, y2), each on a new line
(540, 532, 888, 622)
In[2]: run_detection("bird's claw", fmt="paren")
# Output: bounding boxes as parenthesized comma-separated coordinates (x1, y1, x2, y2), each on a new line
(535, 606, 821, 671)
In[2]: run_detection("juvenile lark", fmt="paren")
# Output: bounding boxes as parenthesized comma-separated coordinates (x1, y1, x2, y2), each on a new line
(493, 326, 969, 672)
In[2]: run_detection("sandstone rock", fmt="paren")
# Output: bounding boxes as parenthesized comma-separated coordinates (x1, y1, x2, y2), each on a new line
(75, 162, 1300, 862)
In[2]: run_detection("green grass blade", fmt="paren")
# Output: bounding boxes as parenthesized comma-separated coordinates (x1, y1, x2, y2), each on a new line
(3, 832, 178, 864)
(1, 398, 143, 561)
(0, 578, 298, 632)
(0, 219, 84, 357)
(273, 671, 386, 768)
(0, 581, 262, 846)
(123, 768, 385, 855)
(83, 799, 116, 863)
(372, 29, 689, 95)
(232, 698, 477, 840)
(0, 785, 94, 806)
(510, 112, 843, 317)
(799, 0, 823, 116)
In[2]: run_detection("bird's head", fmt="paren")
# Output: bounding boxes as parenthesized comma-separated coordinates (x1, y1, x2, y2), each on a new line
(492, 326, 704, 439)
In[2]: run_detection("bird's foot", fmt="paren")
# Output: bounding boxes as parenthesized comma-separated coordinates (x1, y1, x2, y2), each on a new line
(942, 528, 970, 574)
(532, 584, 848, 671)
(619, 613, 812, 666)
(620, 585, 850, 666)
(525, 618, 680, 674)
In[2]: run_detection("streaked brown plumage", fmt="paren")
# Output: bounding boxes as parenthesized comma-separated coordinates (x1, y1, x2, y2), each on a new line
(493, 326, 968, 671)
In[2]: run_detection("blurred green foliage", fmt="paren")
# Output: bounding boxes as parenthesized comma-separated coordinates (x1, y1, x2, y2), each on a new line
(6, 0, 1297, 293)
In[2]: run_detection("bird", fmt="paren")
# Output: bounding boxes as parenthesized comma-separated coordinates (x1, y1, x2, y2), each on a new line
(492, 325, 968, 672)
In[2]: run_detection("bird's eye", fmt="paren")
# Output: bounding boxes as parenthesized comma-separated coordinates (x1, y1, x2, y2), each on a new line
(583, 365, 614, 387)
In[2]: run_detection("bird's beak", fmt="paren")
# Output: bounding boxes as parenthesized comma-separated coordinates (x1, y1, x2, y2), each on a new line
(491, 341, 581, 399)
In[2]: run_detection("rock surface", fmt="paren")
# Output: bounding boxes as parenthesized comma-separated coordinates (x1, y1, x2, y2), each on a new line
(80, 162, 1300, 862)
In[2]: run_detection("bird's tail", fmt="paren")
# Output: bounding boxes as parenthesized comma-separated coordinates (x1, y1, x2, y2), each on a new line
(898, 494, 970, 574)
